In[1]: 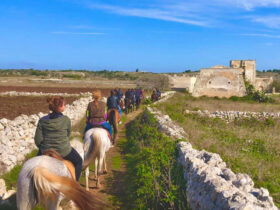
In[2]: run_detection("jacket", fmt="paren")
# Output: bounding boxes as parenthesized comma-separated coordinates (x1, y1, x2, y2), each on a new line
(87, 101, 107, 124)
(107, 95, 119, 109)
(34, 113, 71, 157)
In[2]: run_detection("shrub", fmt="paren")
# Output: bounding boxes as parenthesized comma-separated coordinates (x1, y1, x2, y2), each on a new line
(125, 110, 188, 209)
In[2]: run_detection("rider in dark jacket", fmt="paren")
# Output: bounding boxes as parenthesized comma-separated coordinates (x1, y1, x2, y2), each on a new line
(107, 90, 119, 110)
(117, 89, 123, 103)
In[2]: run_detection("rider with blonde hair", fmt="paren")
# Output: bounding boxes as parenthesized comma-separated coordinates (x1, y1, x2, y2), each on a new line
(84, 90, 112, 140)
(34, 96, 83, 181)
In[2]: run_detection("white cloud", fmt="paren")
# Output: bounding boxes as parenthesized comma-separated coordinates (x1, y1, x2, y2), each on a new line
(87, 3, 210, 27)
(216, 0, 280, 10)
(51, 31, 104, 35)
(250, 16, 280, 28)
(242, 33, 280, 38)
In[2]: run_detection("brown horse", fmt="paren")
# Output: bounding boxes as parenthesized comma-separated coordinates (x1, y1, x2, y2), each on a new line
(107, 108, 121, 144)
(119, 98, 124, 110)
(125, 97, 134, 113)
(151, 92, 158, 102)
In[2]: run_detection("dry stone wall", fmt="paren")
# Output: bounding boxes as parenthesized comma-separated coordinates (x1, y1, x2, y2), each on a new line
(148, 92, 278, 210)
(0, 91, 91, 97)
(185, 109, 280, 122)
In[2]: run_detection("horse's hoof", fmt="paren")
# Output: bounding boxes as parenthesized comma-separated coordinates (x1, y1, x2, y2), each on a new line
(103, 170, 108, 174)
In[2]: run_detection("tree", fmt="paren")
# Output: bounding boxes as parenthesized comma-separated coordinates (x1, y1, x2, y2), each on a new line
(136, 68, 139, 72)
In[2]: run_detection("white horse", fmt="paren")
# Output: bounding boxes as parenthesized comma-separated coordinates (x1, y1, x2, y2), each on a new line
(16, 139, 100, 210)
(83, 128, 112, 190)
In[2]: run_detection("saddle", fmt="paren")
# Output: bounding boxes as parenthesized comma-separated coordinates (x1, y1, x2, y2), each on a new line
(91, 124, 113, 144)
(42, 150, 76, 180)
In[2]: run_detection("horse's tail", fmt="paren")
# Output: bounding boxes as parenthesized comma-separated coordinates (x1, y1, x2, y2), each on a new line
(82, 131, 102, 170)
(33, 166, 100, 210)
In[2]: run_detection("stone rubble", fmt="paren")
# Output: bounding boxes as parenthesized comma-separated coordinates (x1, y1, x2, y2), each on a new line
(148, 92, 278, 210)
(185, 109, 280, 122)
(0, 91, 91, 97)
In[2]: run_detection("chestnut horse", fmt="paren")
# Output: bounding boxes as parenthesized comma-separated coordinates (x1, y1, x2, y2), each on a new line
(107, 108, 121, 144)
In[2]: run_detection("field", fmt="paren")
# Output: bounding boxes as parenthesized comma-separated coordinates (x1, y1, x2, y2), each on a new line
(0, 96, 79, 120)
(0, 86, 124, 120)
(155, 92, 280, 206)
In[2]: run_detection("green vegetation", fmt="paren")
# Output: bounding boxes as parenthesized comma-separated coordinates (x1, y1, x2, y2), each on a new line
(156, 92, 280, 207)
(62, 74, 83, 79)
(1, 149, 38, 190)
(122, 110, 188, 209)
(229, 81, 274, 103)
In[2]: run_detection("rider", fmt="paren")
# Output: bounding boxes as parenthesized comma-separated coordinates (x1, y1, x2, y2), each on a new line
(107, 90, 122, 116)
(156, 88, 161, 99)
(135, 88, 141, 106)
(34, 96, 83, 181)
(84, 90, 113, 140)
(117, 88, 123, 103)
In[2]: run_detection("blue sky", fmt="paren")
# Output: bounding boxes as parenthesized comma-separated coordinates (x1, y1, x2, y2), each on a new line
(0, 0, 280, 72)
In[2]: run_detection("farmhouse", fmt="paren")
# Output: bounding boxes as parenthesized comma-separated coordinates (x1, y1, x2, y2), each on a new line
(169, 60, 273, 98)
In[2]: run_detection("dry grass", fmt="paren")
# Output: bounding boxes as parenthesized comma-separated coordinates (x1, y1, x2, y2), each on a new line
(172, 93, 280, 112)
(155, 92, 280, 207)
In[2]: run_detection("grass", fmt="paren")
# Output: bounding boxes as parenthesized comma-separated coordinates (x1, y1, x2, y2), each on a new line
(111, 153, 122, 171)
(156, 92, 280, 207)
(168, 92, 280, 113)
(1, 149, 38, 190)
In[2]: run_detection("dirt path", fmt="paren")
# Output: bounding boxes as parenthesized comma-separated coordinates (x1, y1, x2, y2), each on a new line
(79, 109, 143, 209)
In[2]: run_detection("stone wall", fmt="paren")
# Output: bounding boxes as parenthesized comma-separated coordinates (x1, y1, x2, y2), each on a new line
(185, 109, 280, 122)
(255, 77, 273, 92)
(0, 96, 92, 176)
(148, 92, 278, 210)
(168, 75, 197, 92)
(0, 91, 91, 97)
(192, 68, 246, 98)
(230, 60, 256, 85)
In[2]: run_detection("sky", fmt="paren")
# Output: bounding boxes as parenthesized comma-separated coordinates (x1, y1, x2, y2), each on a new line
(0, 0, 280, 72)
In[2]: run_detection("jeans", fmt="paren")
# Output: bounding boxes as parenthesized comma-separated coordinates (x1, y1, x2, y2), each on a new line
(84, 122, 112, 137)
(64, 148, 83, 181)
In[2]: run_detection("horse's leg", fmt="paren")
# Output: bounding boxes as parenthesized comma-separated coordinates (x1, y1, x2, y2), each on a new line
(85, 166, 89, 191)
(96, 156, 101, 189)
(112, 112, 117, 144)
(103, 155, 107, 174)
(96, 153, 104, 189)
(17, 175, 36, 210)
(95, 157, 98, 181)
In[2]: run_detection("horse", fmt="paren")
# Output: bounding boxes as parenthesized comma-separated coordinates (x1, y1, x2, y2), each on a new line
(125, 97, 134, 114)
(151, 92, 158, 102)
(83, 128, 112, 190)
(16, 139, 100, 210)
(136, 96, 142, 109)
(119, 98, 124, 111)
(107, 108, 121, 144)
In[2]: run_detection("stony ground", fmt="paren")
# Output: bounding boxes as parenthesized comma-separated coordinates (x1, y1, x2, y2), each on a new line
(0, 86, 127, 95)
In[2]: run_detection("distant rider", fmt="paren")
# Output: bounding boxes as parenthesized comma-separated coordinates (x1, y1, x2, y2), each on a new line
(107, 90, 122, 116)
(34, 96, 83, 181)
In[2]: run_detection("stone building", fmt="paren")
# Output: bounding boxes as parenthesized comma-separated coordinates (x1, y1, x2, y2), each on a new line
(192, 65, 246, 98)
(169, 60, 273, 98)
